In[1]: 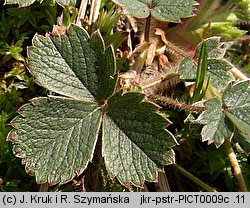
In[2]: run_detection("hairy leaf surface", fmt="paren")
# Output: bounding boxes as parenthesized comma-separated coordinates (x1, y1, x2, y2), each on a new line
(206, 59, 234, 90)
(103, 92, 176, 186)
(7, 24, 177, 186)
(223, 81, 250, 139)
(179, 37, 234, 91)
(195, 37, 226, 59)
(8, 97, 102, 185)
(28, 25, 117, 101)
(197, 81, 250, 147)
(197, 98, 234, 147)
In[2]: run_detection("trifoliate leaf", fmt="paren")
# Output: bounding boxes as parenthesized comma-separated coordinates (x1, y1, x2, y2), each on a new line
(7, 97, 102, 185)
(197, 81, 249, 148)
(28, 24, 117, 101)
(113, 0, 194, 21)
(7, 23, 177, 187)
(4, 0, 78, 7)
(197, 98, 234, 147)
(222, 81, 250, 140)
(103, 91, 176, 186)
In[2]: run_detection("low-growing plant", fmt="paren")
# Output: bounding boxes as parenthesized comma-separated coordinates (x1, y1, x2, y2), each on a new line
(1, 0, 249, 192)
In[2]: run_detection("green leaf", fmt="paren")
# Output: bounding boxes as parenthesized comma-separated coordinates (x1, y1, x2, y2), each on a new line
(206, 59, 235, 90)
(195, 37, 226, 59)
(27, 24, 117, 101)
(113, 0, 194, 21)
(4, 0, 37, 7)
(7, 23, 177, 187)
(103, 91, 176, 186)
(179, 38, 234, 91)
(197, 98, 234, 147)
(234, 130, 250, 154)
(197, 81, 250, 149)
(7, 97, 102, 185)
(179, 56, 196, 81)
(112, 0, 149, 19)
(192, 41, 208, 102)
(223, 81, 250, 139)
(4, 0, 78, 7)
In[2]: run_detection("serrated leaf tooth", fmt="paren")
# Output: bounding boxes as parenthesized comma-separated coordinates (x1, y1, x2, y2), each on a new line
(13, 149, 23, 158)
(9, 117, 18, 128)
(76, 170, 82, 176)
(214, 141, 224, 148)
(30, 97, 40, 105)
(25, 166, 33, 175)
(6, 130, 13, 141)
(16, 103, 32, 116)
(48, 179, 55, 186)
(121, 182, 131, 189)
(60, 175, 70, 184)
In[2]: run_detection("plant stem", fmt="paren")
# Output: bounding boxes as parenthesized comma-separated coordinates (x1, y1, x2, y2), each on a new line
(155, 172, 171, 192)
(224, 139, 248, 192)
(229, 67, 248, 80)
(39, 183, 48, 192)
(148, 95, 207, 112)
(173, 164, 217, 192)
(145, 14, 151, 42)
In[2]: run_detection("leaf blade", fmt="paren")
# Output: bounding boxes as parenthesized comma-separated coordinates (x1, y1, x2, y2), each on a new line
(112, 0, 149, 18)
(197, 98, 234, 147)
(4, 0, 78, 7)
(28, 24, 117, 101)
(223, 81, 250, 139)
(152, 0, 194, 22)
(7, 97, 102, 185)
(103, 92, 177, 186)
(113, 0, 194, 21)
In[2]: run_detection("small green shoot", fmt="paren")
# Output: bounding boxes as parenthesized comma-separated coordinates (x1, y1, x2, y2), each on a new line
(192, 42, 209, 103)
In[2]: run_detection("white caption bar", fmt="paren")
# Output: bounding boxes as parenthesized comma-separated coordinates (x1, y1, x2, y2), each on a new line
(0, 193, 249, 208)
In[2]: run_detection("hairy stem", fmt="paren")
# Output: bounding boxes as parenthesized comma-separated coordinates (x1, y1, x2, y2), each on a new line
(224, 139, 248, 192)
(173, 164, 217, 192)
(148, 95, 207, 112)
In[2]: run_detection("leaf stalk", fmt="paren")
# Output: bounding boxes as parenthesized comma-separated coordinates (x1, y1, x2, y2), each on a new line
(173, 164, 217, 192)
(224, 139, 248, 192)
